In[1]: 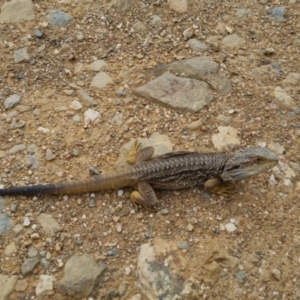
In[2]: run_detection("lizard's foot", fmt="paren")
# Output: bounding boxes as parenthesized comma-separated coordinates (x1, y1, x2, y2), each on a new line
(126, 140, 141, 165)
(204, 178, 236, 195)
(130, 182, 159, 211)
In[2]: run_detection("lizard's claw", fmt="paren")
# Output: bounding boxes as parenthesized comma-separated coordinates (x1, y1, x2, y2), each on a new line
(126, 140, 141, 165)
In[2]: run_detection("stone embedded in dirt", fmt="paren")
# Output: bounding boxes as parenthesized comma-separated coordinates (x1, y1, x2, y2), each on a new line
(0, 212, 12, 235)
(269, 6, 285, 21)
(59, 254, 106, 298)
(8, 144, 26, 155)
(77, 90, 97, 106)
(84, 108, 100, 126)
(69, 100, 83, 110)
(0, 0, 35, 23)
(136, 238, 201, 299)
(225, 222, 237, 232)
(168, 0, 188, 12)
(221, 33, 244, 48)
(187, 39, 209, 52)
(36, 275, 55, 297)
(283, 72, 300, 85)
(236, 8, 252, 18)
(21, 257, 39, 276)
(37, 214, 62, 234)
(274, 86, 295, 107)
(14, 47, 31, 63)
(106, 0, 137, 11)
(135, 73, 214, 113)
(88, 60, 106, 71)
(0, 274, 18, 300)
(169, 56, 232, 94)
(90, 72, 113, 89)
(47, 10, 73, 27)
(4, 242, 17, 256)
(4, 94, 21, 109)
(268, 142, 285, 155)
(45, 149, 56, 161)
(212, 126, 241, 151)
(132, 21, 146, 32)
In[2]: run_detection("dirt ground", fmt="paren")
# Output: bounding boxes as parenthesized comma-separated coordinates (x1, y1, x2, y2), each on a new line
(0, 0, 300, 299)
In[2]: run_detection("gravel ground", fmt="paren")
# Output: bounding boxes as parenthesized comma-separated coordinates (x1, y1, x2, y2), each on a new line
(0, 0, 300, 299)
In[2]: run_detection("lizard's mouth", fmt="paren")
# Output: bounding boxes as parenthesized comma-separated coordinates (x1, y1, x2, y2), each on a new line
(225, 160, 278, 181)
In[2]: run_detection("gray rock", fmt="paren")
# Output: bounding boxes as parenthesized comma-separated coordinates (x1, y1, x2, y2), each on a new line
(269, 6, 285, 21)
(236, 8, 252, 18)
(151, 15, 163, 27)
(268, 142, 285, 155)
(0, 212, 12, 235)
(222, 34, 244, 48)
(41, 258, 50, 270)
(135, 73, 214, 113)
(14, 47, 31, 63)
(177, 241, 190, 250)
(0, 0, 35, 23)
(77, 90, 97, 106)
(37, 213, 62, 235)
(90, 72, 113, 89)
(34, 29, 43, 37)
(0, 274, 18, 300)
(21, 257, 39, 276)
(59, 254, 106, 298)
(88, 60, 106, 71)
(45, 149, 56, 161)
(168, 56, 232, 94)
(4, 94, 21, 109)
(36, 275, 55, 297)
(235, 271, 247, 284)
(47, 10, 73, 27)
(4, 242, 17, 255)
(8, 144, 26, 155)
(187, 39, 209, 52)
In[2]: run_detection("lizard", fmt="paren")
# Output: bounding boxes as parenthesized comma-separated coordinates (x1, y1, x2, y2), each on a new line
(0, 142, 278, 210)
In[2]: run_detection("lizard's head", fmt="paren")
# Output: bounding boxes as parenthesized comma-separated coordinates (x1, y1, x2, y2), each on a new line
(221, 148, 278, 181)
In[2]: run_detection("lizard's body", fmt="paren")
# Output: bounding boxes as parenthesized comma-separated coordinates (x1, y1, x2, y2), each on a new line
(0, 145, 278, 209)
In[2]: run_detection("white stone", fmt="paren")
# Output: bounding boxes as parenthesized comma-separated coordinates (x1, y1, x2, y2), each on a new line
(225, 223, 237, 232)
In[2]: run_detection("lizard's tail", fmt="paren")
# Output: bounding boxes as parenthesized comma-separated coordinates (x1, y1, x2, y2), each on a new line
(0, 172, 136, 196)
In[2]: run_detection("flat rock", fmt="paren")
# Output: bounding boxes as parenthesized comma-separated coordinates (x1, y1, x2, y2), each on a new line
(0, 274, 18, 300)
(135, 73, 214, 113)
(4, 94, 21, 109)
(37, 213, 62, 235)
(168, 56, 232, 94)
(222, 34, 244, 48)
(14, 47, 31, 63)
(47, 10, 73, 27)
(187, 39, 209, 52)
(274, 87, 295, 107)
(8, 144, 26, 154)
(283, 72, 300, 85)
(0, 212, 12, 235)
(88, 60, 106, 71)
(212, 126, 240, 151)
(168, 0, 188, 12)
(36, 275, 55, 297)
(136, 238, 201, 299)
(59, 254, 106, 298)
(236, 8, 252, 18)
(90, 72, 113, 89)
(0, 0, 35, 23)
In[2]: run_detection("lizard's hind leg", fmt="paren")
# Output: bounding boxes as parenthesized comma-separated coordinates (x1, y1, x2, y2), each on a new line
(130, 182, 159, 210)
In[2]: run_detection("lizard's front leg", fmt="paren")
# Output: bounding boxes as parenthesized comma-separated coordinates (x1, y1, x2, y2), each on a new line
(126, 140, 154, 164)
(204, 178, 236, 195)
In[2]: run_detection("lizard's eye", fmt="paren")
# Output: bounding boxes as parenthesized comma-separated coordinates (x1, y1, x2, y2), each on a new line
(256, 157, 263, 162)
(228, 165, 240, 170)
